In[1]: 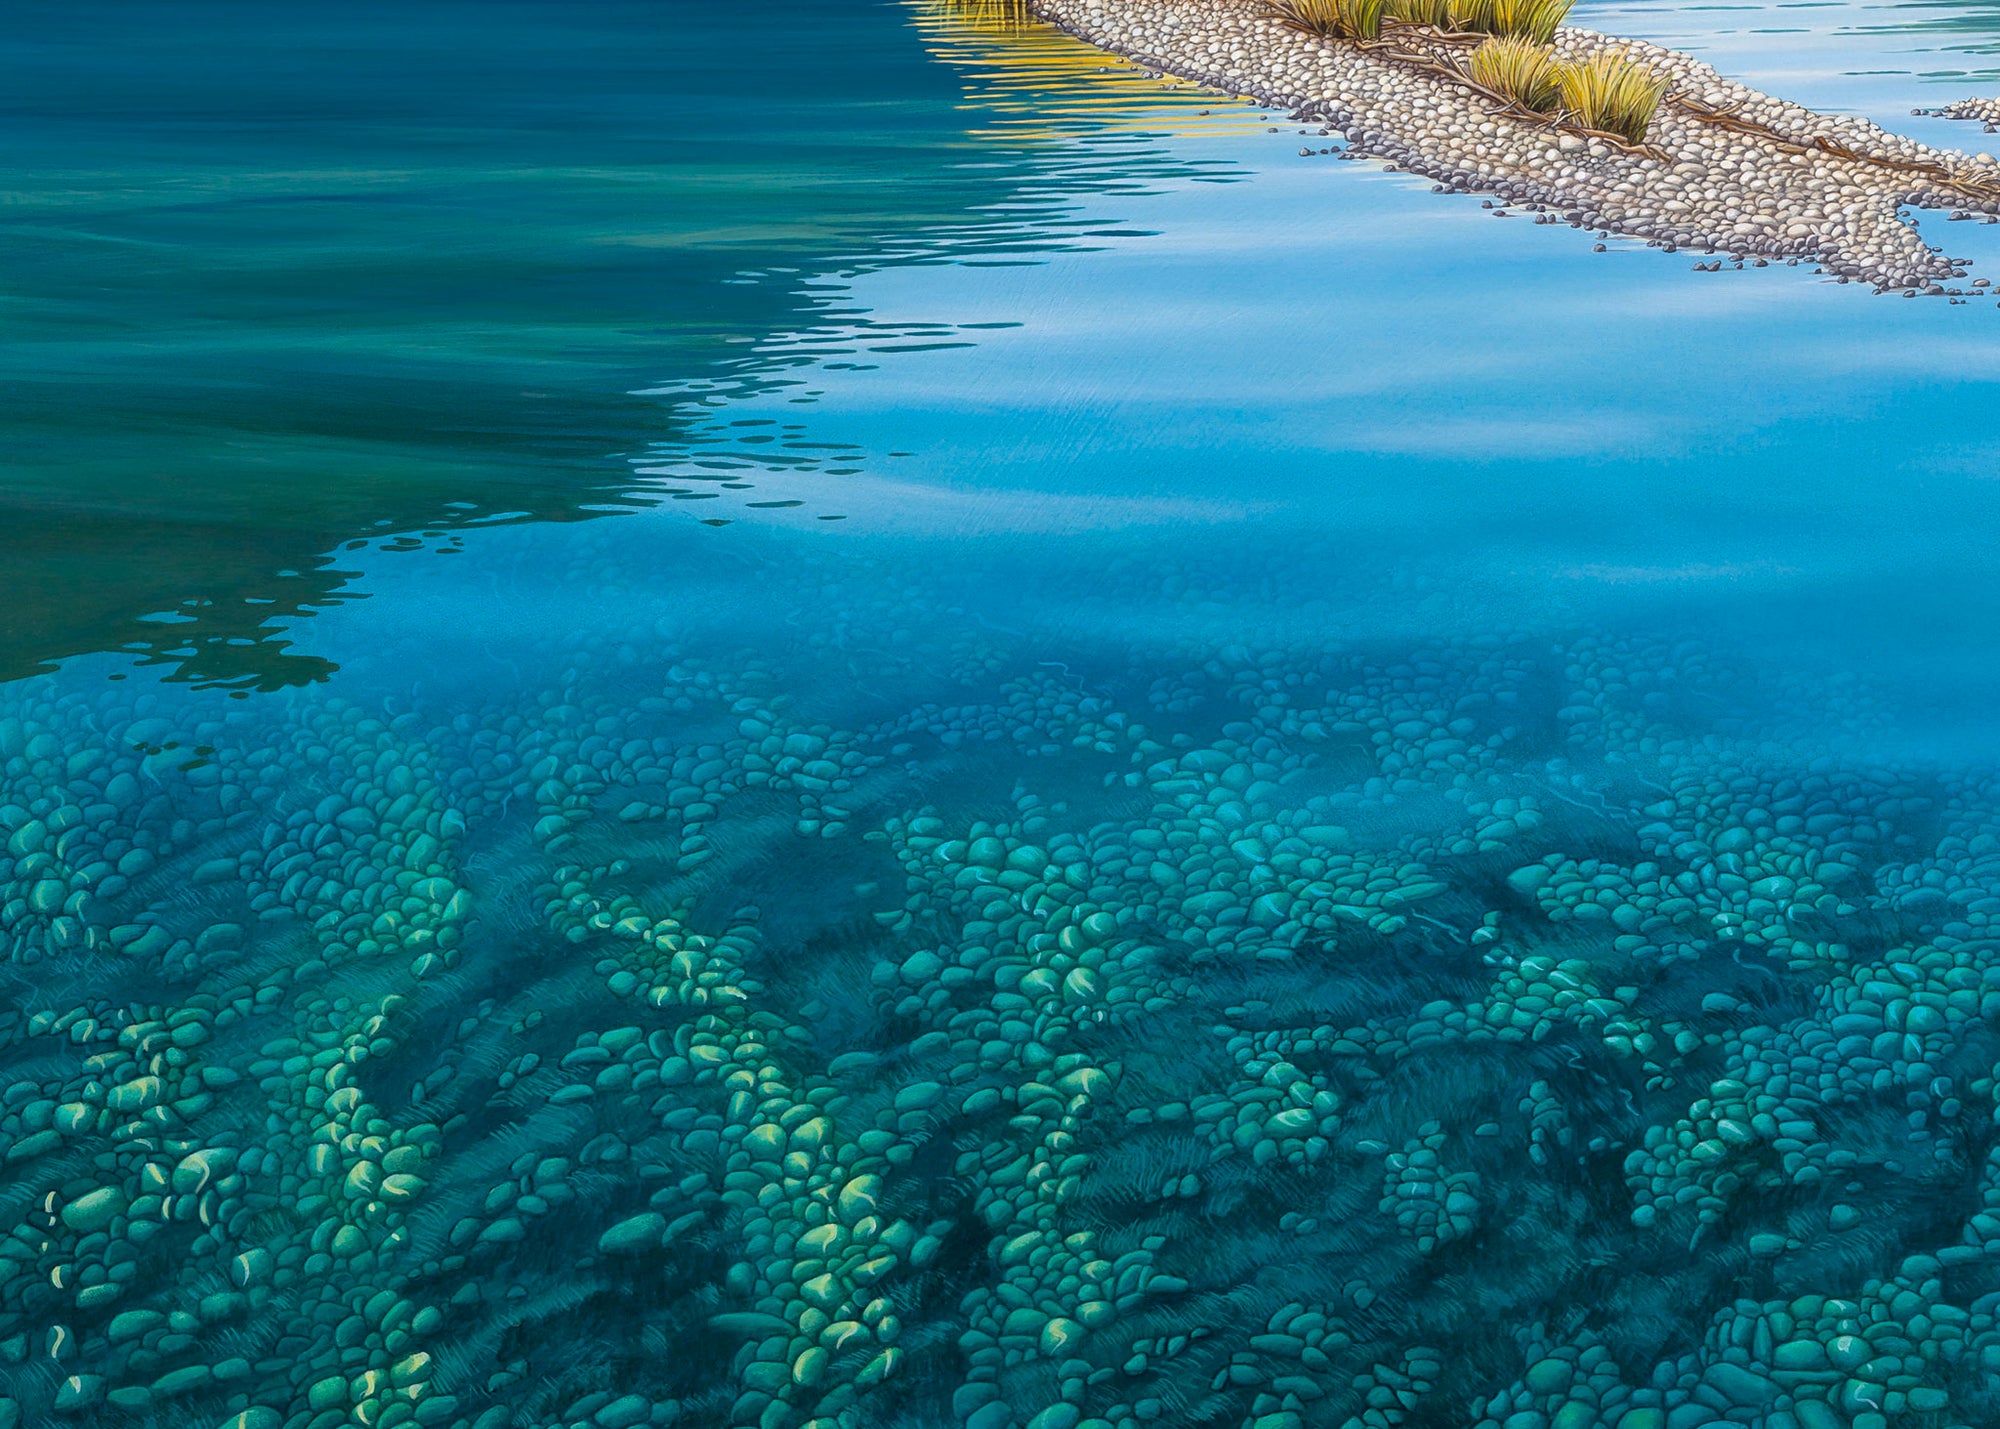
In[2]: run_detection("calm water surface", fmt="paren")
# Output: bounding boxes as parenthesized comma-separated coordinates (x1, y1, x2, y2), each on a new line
(8, 2, 2000, 1426)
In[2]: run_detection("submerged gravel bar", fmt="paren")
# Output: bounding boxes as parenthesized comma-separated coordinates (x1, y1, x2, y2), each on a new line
(1031, 0, 2000, 290)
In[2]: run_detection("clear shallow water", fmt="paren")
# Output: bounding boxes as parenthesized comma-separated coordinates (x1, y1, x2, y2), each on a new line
(12, 2, 2000, 1427)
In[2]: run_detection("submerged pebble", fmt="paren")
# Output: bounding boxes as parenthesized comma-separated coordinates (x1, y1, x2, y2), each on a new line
(0, 539, 1996, 1429)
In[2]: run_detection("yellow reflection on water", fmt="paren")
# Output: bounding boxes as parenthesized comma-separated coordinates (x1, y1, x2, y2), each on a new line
(906, 0, 1277, 138)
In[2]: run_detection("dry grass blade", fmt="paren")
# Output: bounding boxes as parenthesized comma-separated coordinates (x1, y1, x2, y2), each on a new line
(1262, 0, 1390, 40)
(1487, 0, 1573, 44)
(1386, 0, 1456, 28)
(1467, 35, 1560, 112)
(1555, 48, 1667, 144)
(1448, 0, 1500, 32)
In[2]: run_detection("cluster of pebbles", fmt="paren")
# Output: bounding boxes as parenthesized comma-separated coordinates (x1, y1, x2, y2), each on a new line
(7, 531, 2000, 1429)
(1929, 98, 2000, 133)
(1028, 0, 2000, 292)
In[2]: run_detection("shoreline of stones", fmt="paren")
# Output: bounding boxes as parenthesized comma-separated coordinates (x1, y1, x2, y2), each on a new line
(1028, 0, 2000, 294)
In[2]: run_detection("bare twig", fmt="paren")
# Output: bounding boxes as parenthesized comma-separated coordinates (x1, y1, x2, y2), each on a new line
(1674, 94, 2000, 202)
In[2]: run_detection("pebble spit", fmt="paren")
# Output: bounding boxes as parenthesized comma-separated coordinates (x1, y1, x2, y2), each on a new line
(1933, 96, 2000, 131)
(1030, 0, 2000, 291)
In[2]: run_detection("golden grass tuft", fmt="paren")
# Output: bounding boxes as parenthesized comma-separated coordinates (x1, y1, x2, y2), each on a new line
(1467, 35, 1560, 112)
(1486, 0, 1573, 44)
(1555, 48, 1668, 143)
(1390, 0, 1571, 40)
(1447, 0, 1500, 30)
(1262, 0, 1391, 41)
(1385, 0, 1455, 28)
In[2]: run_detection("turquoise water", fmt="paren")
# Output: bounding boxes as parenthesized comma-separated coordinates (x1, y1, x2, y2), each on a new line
(12, 1, 2000, 1426)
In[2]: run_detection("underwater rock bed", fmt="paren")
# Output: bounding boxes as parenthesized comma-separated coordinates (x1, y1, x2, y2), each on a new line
(1029, 0, 2000, 291)
(5, 538, 2000, 1429)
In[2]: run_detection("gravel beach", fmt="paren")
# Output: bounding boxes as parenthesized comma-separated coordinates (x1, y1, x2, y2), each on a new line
(1033, 0, 2000, 290)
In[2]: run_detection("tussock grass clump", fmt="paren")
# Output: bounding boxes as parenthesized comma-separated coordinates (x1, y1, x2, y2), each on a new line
(1468, 35, 1560, 112)
(1487, 0, 1573, 44)
(1555, 48, 1668, 143)
(1263, 0, 1391, 41)
(1389, 0, 1568, 41)
(1386, 0, 1454, 25)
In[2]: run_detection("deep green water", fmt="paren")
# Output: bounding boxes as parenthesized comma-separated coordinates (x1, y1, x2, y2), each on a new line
(13, 2, 2000, 1428)
(1, 0, 1188, 687)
